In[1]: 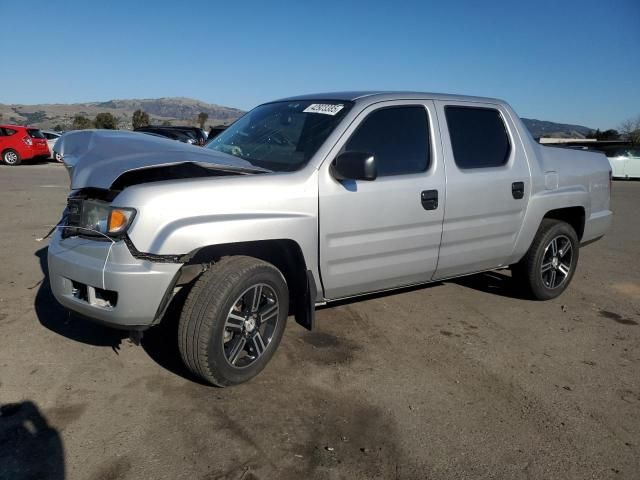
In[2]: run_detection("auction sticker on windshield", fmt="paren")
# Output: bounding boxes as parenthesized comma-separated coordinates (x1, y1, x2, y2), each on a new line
(303, 104, 344, 115)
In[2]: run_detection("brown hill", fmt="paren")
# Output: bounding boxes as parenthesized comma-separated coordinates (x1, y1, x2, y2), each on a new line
(0, 97, 244, 130)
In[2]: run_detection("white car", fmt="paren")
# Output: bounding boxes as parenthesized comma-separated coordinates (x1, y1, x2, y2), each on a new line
(608, 148, 640, 179)
(42, 130, 62, 162)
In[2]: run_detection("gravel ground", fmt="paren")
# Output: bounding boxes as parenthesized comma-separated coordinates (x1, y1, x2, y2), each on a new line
(0, 162, 638, 480)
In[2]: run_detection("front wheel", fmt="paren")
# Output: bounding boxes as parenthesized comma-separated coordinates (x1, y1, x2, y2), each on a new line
(512, 219, 579, 300)
(178, 256, 289, 386)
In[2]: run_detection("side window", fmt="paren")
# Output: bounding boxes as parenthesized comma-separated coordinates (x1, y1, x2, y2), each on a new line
(4, 128, 17, 136)
(344, 106, 430, 176)
(445, 106, 511, 169)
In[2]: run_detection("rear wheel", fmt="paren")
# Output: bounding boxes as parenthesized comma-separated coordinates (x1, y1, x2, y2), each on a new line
(2, 149, 21, 166)
(512, 219, 579, 300)
(178, 256, 289, 386)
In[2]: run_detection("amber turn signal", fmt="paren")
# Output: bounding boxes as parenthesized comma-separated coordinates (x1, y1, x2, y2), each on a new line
(107, 208, 135, 234)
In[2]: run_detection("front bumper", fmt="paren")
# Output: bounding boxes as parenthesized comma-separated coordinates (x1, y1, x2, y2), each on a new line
(47, 230, 182, 329)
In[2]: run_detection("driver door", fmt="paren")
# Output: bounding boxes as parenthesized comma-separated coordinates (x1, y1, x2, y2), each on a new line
(318, 101, 445, 299)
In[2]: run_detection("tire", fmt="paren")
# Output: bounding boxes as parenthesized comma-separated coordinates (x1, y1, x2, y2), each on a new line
(2, 149, 21, 166)
(178, 256, 289, 386)
(512, 219, 579, 300)
(54, 152, 63, 163)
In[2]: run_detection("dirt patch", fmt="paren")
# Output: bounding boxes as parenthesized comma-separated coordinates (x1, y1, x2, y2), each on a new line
(298, 331, 360, 366)
(88, 456, 132, 480)
(599, 310, 638, 326)
(46, 403, 88, 429)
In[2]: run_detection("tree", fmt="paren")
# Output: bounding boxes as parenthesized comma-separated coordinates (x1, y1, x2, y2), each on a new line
(132, 109, 150, 129)
(72, 114, 93, 130)
(161, 120, 172, 126)
(586, 129, 620, 140)
(619, 115, 640, 144)
(53, 124, 64, 132)
(94, 112, 118, 129)
(197, 112, 209, 129)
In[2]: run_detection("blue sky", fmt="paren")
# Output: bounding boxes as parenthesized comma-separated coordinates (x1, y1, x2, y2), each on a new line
(1, 0, 638, 129)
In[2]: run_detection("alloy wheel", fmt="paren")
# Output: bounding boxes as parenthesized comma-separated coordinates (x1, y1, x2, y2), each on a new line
(4, 151, 18, 165)
(222, 283, 280, 368)
(540, 234, 573, 289)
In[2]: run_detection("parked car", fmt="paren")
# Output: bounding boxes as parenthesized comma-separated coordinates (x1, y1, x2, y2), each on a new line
(0, 125, 50, 165)
(135, 126, 207, 146)
(136, 127, 199, 144)
(207, 125, 228, 142)
(49, 92, 612, 386)
(42, 130, 63, 162)
(606, 147, 640, 179)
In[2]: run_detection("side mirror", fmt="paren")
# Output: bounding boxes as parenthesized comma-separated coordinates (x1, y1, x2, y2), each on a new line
(330, 151, 377, 181)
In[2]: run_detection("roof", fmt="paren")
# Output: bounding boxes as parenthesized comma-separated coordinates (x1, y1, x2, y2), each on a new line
(273, 91, 505, 105)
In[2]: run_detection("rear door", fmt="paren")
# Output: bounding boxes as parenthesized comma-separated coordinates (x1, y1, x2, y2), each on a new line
(318, 100, 445, 299)
(433, 101, 530, 279)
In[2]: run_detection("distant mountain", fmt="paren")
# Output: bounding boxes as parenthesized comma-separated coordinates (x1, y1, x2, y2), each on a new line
(521, 118, 593, 139)
(0, 97, 594, 138)
(0, 97, 244, 130)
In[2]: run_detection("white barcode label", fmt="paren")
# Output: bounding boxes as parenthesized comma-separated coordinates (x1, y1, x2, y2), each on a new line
(303, 104, 344, 115)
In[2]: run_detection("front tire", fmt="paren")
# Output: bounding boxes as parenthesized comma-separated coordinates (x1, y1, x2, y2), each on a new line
(512, 219, 579, 300)
(178, 256, 289, 386)
(2, 149, 21, 166)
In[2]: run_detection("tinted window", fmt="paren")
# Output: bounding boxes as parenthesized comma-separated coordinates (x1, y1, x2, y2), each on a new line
(445, 106, 511, 169)
(344, 106, 430, 176)
(27, 128, 45, 139)
(3, 128, 17, 136)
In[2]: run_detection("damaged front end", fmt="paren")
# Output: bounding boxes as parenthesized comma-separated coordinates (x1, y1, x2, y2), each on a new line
(48, 130, 268, 330)
(55, 129, 268, 190)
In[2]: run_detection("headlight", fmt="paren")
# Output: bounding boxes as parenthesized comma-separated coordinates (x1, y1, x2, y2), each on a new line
(70, 199, 136, 236)
(81, 200, 111, 233)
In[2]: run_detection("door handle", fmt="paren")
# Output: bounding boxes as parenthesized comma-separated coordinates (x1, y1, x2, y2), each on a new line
(512, 182, 525, 199)
(421, 190, 438, 210)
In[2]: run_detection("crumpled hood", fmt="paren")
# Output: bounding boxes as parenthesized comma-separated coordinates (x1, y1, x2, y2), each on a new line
(56, 130, 267, 190)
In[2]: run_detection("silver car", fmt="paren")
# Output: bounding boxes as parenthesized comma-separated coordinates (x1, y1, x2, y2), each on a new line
(48, 92, 612, 386)
(41, 130, 62, 161)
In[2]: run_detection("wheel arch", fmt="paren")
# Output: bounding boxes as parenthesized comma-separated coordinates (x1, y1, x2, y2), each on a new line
(166, 239, 316, 330)
(541, 206, 586, 240)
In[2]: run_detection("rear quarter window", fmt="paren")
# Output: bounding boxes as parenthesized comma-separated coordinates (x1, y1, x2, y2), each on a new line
(445, 106, 511, 169)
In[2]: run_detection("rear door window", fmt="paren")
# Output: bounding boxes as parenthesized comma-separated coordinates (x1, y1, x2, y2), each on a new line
(445, 106, 511, 169)
(27, 129, 45, 139)
(344, 106, 430, 176)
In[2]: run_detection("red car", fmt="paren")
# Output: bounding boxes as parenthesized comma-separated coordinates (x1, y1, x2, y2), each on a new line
(0, 125, 51, 165)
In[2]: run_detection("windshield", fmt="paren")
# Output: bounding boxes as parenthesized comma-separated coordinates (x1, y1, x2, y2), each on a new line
(207, 100, 353, 171)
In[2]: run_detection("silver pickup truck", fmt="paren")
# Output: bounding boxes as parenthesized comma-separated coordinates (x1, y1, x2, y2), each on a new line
(48, 92, 612, 386)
